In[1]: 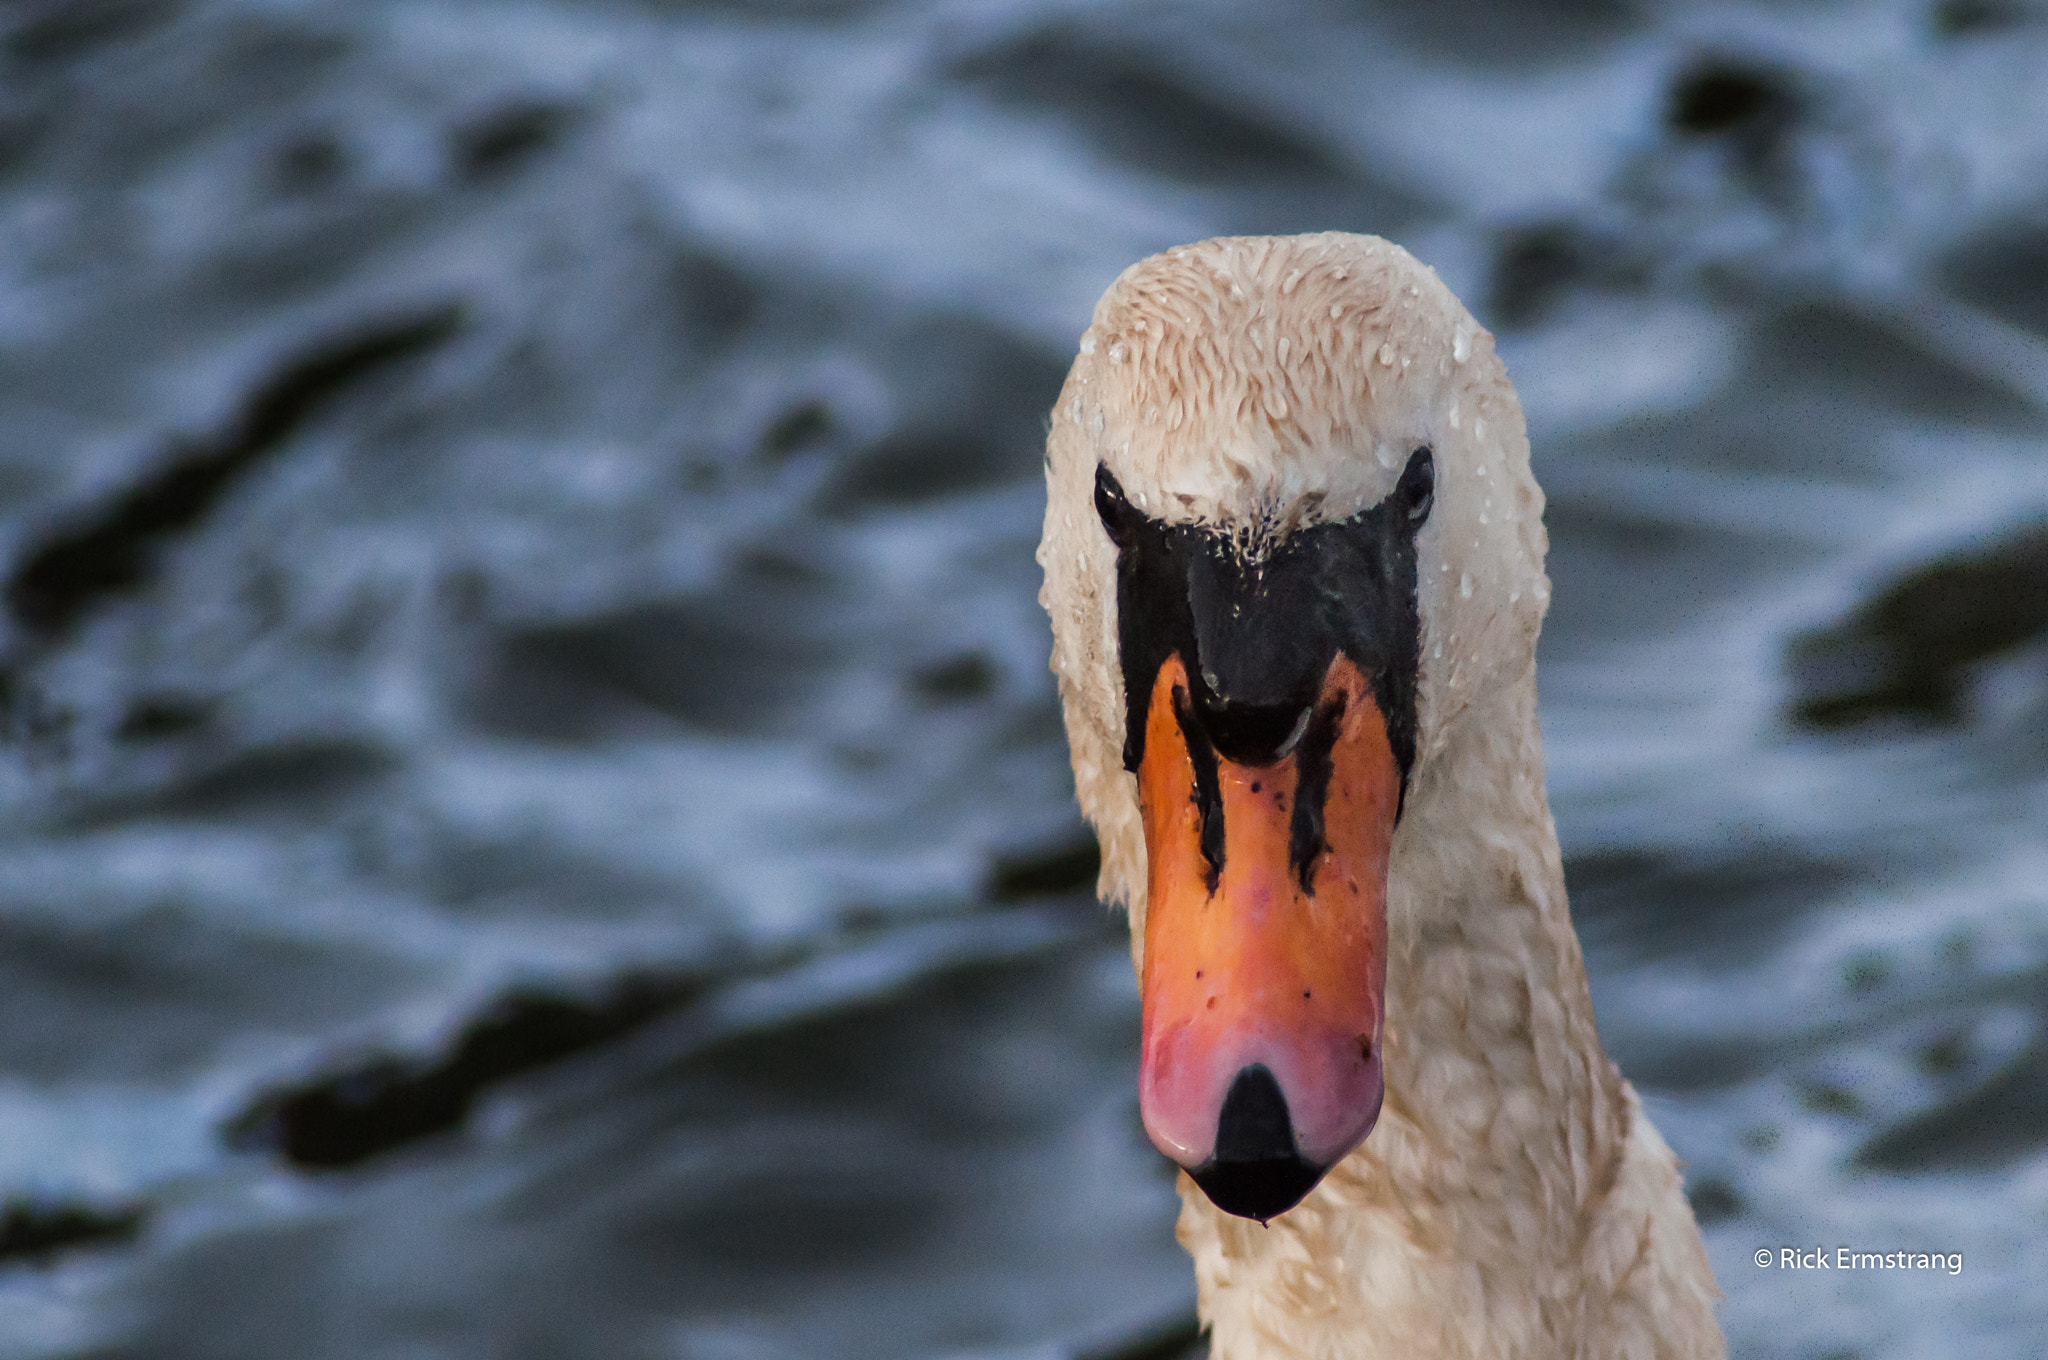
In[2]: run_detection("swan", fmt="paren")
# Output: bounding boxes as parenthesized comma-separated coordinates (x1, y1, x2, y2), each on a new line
(1037, 233, 1724, 1360)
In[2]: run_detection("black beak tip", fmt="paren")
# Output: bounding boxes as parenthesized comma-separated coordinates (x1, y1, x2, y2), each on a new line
(1189, 1154, 1327, 1222)
(1186, 1062, 1329, 1221)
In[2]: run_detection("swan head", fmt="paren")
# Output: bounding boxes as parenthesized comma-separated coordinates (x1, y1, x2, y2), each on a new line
(1039, 233, 1548, 1222)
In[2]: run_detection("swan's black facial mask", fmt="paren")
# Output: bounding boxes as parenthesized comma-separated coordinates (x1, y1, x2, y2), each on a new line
(1095, 448, 1432, 807)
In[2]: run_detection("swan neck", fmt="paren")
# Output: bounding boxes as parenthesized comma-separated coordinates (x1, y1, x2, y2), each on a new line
(1383, 661, 1619, 1170)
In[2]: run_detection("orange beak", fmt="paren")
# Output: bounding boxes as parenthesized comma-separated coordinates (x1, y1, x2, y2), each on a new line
(1135, 652, 1397, 1221)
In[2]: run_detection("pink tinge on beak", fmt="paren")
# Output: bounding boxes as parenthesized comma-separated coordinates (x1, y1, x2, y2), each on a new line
(1140, 1008, 1384, 1171)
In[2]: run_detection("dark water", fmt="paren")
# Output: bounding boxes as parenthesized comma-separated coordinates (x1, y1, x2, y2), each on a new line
(0, 2, 2045, 1357)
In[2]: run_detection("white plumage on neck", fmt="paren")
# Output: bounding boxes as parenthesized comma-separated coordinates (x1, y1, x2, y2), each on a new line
(1037, 233, 1724, 1359)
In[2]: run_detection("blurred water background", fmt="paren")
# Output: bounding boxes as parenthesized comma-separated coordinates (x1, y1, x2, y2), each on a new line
(0, 1, 2044, 1356)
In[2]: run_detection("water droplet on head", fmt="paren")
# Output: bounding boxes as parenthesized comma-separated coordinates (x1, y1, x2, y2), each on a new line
(1108, 342, 1127, 364)
(1459, 572, 1473, 598)
(1453, 327, 1471, 363)
(1375, 443, 1398, 470)
(1377, 342, 1395, 366)
(1080, 335, 1097, 355)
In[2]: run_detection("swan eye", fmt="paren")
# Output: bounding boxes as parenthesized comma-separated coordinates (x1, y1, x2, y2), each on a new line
(1397, 447, 1433, 523)
(1095, 464, 1142, 548)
